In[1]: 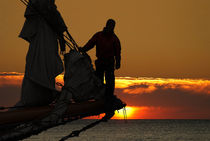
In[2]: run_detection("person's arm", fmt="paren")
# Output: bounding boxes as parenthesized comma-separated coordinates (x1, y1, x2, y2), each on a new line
(114, 35, 121, 69)
(80, 33, 98, 52)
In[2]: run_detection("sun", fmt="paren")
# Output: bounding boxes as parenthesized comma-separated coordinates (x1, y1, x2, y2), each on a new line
(112, 106, 137, 119)
(85, 106, 139, 119)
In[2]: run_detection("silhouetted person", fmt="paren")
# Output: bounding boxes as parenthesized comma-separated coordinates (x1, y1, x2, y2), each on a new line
(80, 19, 121, 118)
(16, 0, 66, 107)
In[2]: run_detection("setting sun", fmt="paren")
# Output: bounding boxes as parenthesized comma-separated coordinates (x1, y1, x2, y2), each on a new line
(113, 106, 138, 119)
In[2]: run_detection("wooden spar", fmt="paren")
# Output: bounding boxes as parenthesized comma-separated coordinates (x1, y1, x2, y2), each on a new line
(0, 100, 105, 126)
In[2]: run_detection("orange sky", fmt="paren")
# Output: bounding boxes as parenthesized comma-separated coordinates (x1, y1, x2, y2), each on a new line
(1, 73, 210, 119)
(0, 1, 210, 119)
(0, 0, 210, 78)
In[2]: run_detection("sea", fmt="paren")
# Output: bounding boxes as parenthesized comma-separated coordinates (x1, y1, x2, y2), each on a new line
(23, 119, 210, 141)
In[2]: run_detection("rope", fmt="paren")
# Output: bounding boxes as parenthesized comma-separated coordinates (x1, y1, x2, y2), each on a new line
(123, 107, 128, 123)
(59, 119, 104, 141)
(20, 0, 27, 5)
(19, 0, 78, 51)
(66, 30, 79, 51)
(59, 106, 127, 140)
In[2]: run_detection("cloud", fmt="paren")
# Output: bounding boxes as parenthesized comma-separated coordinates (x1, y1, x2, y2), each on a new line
(0, 73, 210, 118)
(116, 77, 210, 95)
(0, 72, 23, 106)
(123, 85, 157, 94)
(117, 88, 210, 107)
(0, 85, 21, 107)
(114, 77, 210, 118)
(0, 72, 23, 87)
(0, 73, 65, 106)
(0, 72, 23, 76)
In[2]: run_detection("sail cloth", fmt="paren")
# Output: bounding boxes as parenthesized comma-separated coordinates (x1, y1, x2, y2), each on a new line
(0, 51, 106, 140)
(16, 0, 66, 106)
(26, 51, 106, 126)
(37, 51, 106, 126)
(64, 51, 105, 102)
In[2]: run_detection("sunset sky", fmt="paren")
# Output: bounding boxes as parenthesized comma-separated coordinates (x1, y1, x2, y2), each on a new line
(0, 0, 210, 119)
(0, 73, 210, 119)
(0, 0, 210, 78)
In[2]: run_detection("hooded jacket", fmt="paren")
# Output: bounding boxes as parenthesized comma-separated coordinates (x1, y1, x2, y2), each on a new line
(82, 29, 121, 64)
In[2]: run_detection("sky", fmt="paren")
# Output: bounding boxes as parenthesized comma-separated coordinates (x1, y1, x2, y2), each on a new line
(0, 0, 210, 78)
(0, 0, 210, 119)
(0, 72, 210, 119)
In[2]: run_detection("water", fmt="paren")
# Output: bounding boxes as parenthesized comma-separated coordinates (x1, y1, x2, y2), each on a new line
(23, 119, 210, 141)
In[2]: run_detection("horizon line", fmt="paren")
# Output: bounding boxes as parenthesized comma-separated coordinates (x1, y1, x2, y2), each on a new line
(0, 72, 209, 80)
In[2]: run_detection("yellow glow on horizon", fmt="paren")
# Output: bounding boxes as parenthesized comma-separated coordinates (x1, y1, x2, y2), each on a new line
(115, 77, 210, 94)
(113, 106, 139, 119)
(0, 73, 210, 94)
(0, 73, 209, 94)
(1, 72, 210, 119)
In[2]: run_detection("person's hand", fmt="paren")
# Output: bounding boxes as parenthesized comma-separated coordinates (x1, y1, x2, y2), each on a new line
(116, 62, 121, 70)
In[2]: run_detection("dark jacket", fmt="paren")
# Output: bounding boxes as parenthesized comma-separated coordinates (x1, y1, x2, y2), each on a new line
(82, 30, 121, 64)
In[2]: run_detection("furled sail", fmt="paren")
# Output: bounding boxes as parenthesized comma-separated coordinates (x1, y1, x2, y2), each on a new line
(40, 50, 106, 124)
(63, 50, 105, 102)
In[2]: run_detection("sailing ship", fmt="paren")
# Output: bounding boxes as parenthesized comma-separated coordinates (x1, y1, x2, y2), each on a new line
(0, 0, 126, 140)
(0, 50, 126, 141)
(0, 99, 126, 140)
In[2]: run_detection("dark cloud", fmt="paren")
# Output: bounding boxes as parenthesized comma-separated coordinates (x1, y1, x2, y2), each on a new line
(116, 88, 210, 108)
(0, 85, 21, 107)
(114, 78, 210, 118)
(0, 73, 23, 107)
(0, 72, 23, 76)
(0, 75, 210, 118)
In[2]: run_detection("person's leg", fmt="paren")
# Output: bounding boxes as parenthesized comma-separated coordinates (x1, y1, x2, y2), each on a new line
(105, 68, 115, 98)
(105, 71, 115, 97)
(95, 60, 105, 84)
(102, 65, 115, 121)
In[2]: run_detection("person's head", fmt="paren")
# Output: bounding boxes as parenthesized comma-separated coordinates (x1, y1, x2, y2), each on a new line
(105, 19, 116, 32)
